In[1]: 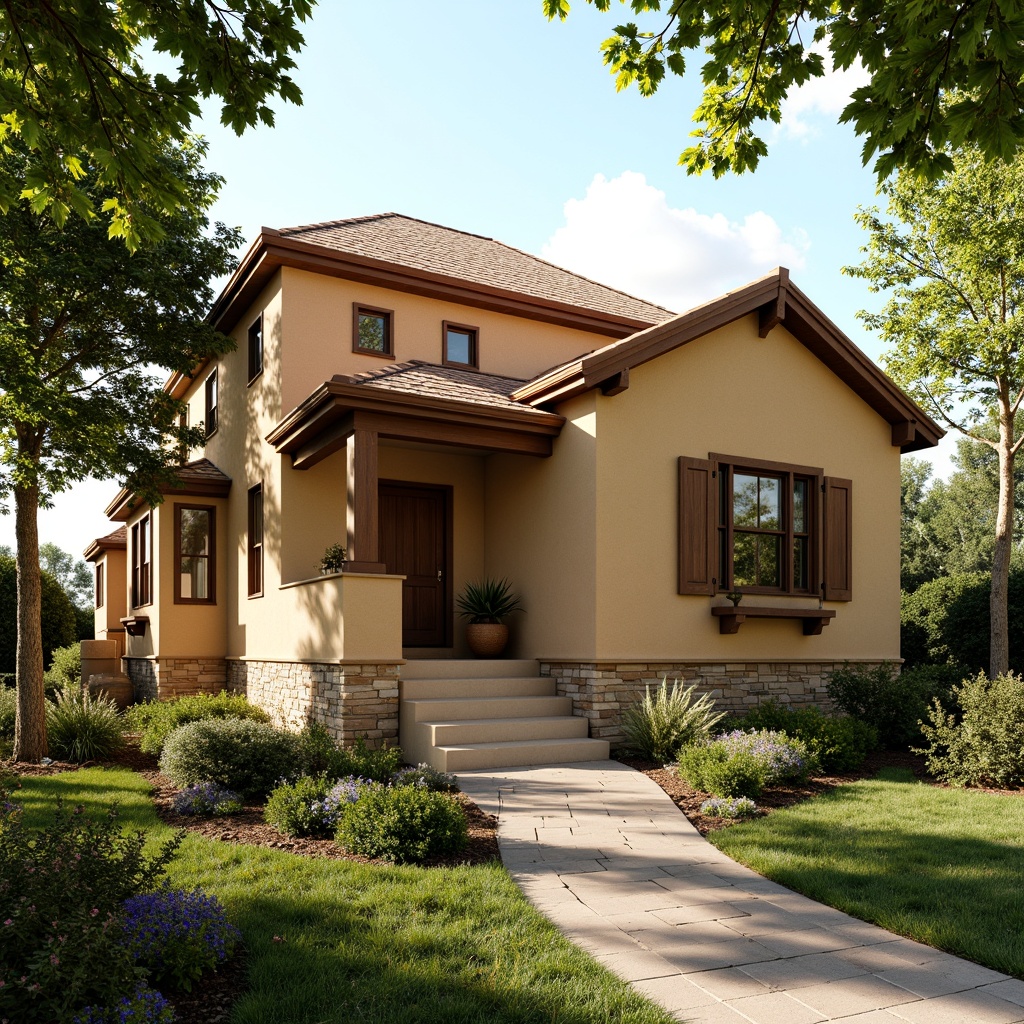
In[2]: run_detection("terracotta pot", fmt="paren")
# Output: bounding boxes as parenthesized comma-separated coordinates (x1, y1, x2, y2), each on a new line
(465, 622, 509, 658)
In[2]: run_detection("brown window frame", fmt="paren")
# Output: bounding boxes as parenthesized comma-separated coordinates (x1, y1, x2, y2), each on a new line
(442, 320, 478, 368)
(352, 303, 394, 359)
(713, 454, 822, 598)
(204, 367, 219, 438)
(174, 503, 216, 605)
(131, 513, 152, 609)
(247, 483, 264, 598)
(95, 561, 104, 609)
(247, 314, 263, 385)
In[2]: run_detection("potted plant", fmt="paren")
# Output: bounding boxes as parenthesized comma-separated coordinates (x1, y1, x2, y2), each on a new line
(318, 543, 347, 575)
(456, 577, 523, 658)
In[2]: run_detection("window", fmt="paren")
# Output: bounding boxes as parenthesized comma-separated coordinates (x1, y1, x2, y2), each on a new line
(175, 504, 215, 604)
(205, 368, 218, 438)
(248, 484, 263, 597)
(678, 455, 852, 601)
(248, 315, 263, 383)
(177, 405, 189, 463)
(442, 321, 478, 368)
(131, 514, 152, 608)
(352, 304, 393, 357)
(95, 561, 104, 609)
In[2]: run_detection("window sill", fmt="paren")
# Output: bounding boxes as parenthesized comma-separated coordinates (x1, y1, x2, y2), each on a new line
(711, 605, 836, 636)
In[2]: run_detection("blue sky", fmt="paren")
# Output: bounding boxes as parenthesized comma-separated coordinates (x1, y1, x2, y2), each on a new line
(0, 1, 957, 557)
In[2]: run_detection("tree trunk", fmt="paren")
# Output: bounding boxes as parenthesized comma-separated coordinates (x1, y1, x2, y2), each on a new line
(12, 477, 47, 761)
(990, 390, 1015, 678)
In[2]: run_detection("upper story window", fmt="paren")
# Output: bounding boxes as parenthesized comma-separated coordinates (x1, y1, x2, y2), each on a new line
(175, 504, 215, 604)
(131, 514, 152, 608)
(443, 321, 478, 368)
(248, 315, 263, 384)
(205, 367, 219, 438)
(95, 561, 104, 609)
(353, 304, 394, 358)
(248, 484, 263, 598)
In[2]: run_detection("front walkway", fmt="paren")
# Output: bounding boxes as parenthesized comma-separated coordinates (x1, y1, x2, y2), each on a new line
(458, 761, 1024, 1024)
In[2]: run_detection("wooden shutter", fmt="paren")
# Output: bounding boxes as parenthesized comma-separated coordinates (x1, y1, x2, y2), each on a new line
(678, 456, 717, 595)
(823, 476, 852, 601)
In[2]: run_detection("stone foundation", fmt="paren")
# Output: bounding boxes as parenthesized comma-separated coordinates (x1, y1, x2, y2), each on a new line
(227, 660, 400, 749)
(123, 657, 228, 702)
(541, 660, 887, 747)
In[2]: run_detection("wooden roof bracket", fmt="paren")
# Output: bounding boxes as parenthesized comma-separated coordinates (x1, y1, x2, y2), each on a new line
(599, 368, 630, 396)
(891, 419, 918, 448)
(758, 268, 789, 338)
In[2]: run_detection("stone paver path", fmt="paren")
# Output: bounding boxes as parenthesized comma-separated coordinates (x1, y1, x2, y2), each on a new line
(458, 760, 1024, 1024)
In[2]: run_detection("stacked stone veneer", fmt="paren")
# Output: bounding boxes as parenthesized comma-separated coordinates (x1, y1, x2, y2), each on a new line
(542, 660, 887, 747)
(124, 657, 227, 702)
(227, 660, 400, 749)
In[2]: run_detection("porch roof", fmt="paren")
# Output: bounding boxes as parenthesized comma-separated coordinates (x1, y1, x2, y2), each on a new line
(268, 361, 566, 470)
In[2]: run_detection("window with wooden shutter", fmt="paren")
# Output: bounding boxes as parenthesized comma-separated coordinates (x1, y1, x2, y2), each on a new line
(678, 456, 717, 595)
(822, 476, 853, 601)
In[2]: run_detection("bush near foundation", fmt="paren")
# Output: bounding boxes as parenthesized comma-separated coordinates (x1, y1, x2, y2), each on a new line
(677, 730, 815, 798)
(918, 671, 1024, 788)
(264, 774, 370, 838)
(125, 690, 270, 754)
(159, 717, 298, 797)
(296, 722, 403, 783)
(621, 677, 724, 762)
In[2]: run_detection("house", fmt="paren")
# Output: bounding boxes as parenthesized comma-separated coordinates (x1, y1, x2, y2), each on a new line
(84, 213, 942, 770)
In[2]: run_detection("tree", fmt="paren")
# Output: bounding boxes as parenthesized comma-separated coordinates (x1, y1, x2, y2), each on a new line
(0, 553, 76, 677)
(847, 147, 1024, 676)
(39, 542, 93, 610)
(0, 1, 314, 247)
(0, 139, 240, 761)
(545, 1, 1024, 181)
(900, 458, 942, 592)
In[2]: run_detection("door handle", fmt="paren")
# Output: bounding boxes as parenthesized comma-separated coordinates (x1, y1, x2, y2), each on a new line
(437, 570, 443, 582)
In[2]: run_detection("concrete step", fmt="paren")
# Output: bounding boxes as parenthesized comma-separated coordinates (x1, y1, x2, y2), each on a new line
(401, 676, 554, 700)
(404, 694, 571, 722)
(439, 737, 610, 772)
(426, 715, 590, 746)
(402, 659, 539, 680)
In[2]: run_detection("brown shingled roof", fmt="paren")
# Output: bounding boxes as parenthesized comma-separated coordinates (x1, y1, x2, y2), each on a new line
(277, 214, 673, 325)
(104, 459, 232, 521)
(83, 526, 127, 562)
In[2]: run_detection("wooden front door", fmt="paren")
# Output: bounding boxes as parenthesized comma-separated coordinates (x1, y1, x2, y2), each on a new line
(378, 481, 451, 647)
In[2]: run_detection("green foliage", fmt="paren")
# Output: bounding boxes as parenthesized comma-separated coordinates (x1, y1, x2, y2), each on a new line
(0, 685, 15, 738)
(125, 690, 270, 755)
(46, 642, 82, 688)
(158, 717, 299, 798)
(0, 790, 181, 1024)
(733, 701, 877, 773)
(545, 3, 1024, 181)
(826, 662, 957, 750)
(264, 775, 335, 838)
(392, 763, 460, 793)
(318, 542, 347, 573)
(918, 672, 1024, 788)
(45, 687, 124, 763)
(0, 553, 77, 673)
(296, 722, 404, 783)
(336, 786, 468, 864)
(0, 2, 314, 247)
(455, 577, 523, 623)
(39, 542, 94, 609)
(678, 745, 764, 799)
(621, 677, 724, 762)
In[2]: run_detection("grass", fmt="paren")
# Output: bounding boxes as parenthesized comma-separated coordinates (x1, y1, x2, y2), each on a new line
(711, 766, 1024, 977)
(14, 769, 675, 1024)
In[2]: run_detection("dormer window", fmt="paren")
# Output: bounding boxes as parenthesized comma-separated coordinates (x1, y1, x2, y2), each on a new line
(353, 304, 393, 358)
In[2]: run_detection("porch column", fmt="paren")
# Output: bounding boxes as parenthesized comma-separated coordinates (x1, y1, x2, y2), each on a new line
(345, 427, 386, 573)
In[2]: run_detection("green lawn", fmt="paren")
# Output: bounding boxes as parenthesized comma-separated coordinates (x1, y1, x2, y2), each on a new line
(15, 769, 674, 1024)
(711, 766, 1024, 977)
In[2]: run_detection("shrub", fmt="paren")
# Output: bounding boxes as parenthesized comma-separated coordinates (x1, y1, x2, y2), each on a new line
(296, 722, 404, 783)
(159, 717, 299, 798)
(336, 786, 468, 864)
(266, 775, 373, 838)
(714, 729, 816, 783)
(0, 685, 15, 738)
(731, 701, 877, 772)
(0, 554, 77, 674)
(73, 984, 175, 1024)
(392, 763, 460, 792)
(917, 671, 1024, 788)
(676, 729, 814, 798)
(621, 677, 724, 762)
(121, 886, 240, 992)
(46, 642, 82, 688)
(172, 782, 243, 816)
(827, 662, 956, 749)
(126, 690, 270, 755)
(699, 796, 758, 818)
(46, 687, 124, 763)
(0, 795, 181, 1024)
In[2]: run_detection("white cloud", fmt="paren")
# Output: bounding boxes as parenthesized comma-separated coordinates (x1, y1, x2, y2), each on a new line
(542, 171, 809, 313)
(777, 46, 871, 141)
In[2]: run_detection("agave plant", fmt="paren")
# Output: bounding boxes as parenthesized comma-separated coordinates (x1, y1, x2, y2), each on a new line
(455, 577, 523, 624)
(622, 677, 724, 763)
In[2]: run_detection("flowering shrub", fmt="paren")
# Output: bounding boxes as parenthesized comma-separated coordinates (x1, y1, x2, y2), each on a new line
(73, 983, 175, 1024)
(392, 763, 459, 793)
(265, 775, 373, 837)
(699, 796, 758, 819)
(121, 886, 240, 992)
(677, 729, 815, 798)
(713, 730, 815, 784)
(172, 782, 243, 816)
